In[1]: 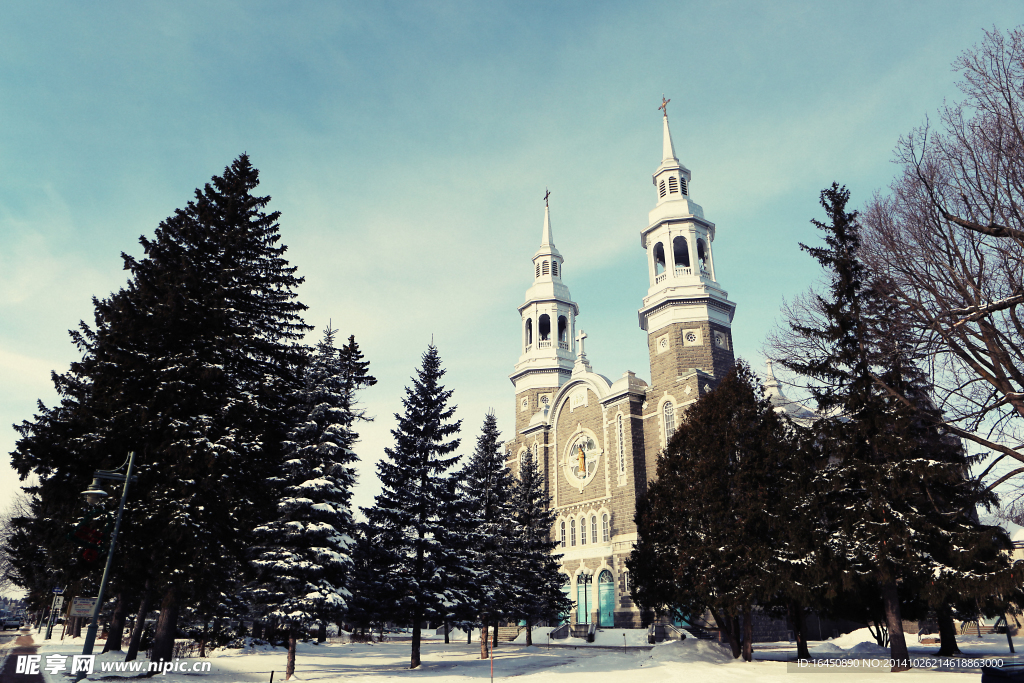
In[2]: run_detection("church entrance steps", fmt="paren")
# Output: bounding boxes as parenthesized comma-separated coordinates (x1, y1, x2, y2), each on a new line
(495, 626, 525, 642)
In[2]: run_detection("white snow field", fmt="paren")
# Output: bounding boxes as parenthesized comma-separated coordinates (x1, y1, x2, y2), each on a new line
(15, 629, 1023, 683)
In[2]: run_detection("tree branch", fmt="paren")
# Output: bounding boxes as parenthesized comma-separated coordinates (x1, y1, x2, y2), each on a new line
(945, 293, 1024, 328)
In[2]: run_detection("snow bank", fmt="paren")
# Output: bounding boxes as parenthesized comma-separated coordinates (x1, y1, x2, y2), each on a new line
(848, 641, 889, 656)
(831, 627, 882, 649)
(649, 637, 735, 664)
(808, 642, 844, 654)
(512, 626, 556, 644)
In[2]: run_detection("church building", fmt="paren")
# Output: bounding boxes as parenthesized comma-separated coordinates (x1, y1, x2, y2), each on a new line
(505, 106, 737, 628)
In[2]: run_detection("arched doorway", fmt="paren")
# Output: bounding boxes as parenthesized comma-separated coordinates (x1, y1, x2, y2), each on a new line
(598, 570, 614, 627)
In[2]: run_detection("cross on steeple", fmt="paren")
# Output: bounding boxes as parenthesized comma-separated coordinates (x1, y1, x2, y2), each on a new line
(575, 329, 587, 358)
(544, 188, 551, 207)
(659, 95, 671, 117)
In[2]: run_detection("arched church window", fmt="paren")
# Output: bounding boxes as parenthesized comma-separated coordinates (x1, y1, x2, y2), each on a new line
(659, 179, 667, 198)
(673, 236, 690, 268)
(697, 238, 708, 271)
(552, 261, 558, 277)
(654, 242, 666, 276)
(617, 415, 625, 474)
(664, 402, 676, 441)
(602, 513, 610, 542)
(558, 316, 568, 343)
(539, 314, 551, 341)
(622, 570, 630, 593)
(580, 517, 587, 545)
(668, 176, 678, 194)
(681, 177, 688, 195)
(591, 516, 597, 544)
(525, 318, 533, 346)
(560, 521, 566, 548)
(570, 519, 576, 546)
(542, 260, 550, 275)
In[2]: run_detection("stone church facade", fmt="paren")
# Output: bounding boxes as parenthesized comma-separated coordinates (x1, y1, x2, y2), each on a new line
(505, 109, 737, 628)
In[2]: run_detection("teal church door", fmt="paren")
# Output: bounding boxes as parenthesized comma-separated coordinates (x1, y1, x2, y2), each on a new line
(577, 580, 591, 624)
(598, 570, 614, 627)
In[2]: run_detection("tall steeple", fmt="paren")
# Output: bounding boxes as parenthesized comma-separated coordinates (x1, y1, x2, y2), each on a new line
(639, 97, 736, 390)
(511, 193, 579, 405)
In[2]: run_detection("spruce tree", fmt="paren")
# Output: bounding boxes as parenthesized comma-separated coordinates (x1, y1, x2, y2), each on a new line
(362, 344, 465, 669)
(456, 411, 515, 657)
(628, 362, 797, 661)
(777, 184, 1014, 670)
(250, 325, 374, 679)
(509, 444, 571, 645)
(9, 155, 309, 663)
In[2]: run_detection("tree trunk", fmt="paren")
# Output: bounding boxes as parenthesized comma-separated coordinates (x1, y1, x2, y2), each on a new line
(492, 617, 498, 648)
(741, 604, 753, 662)
(125, 585, 152, 662)
(788, 600, 810, 660)
(480, 613, 489, 659)
(102, 592, 129, 653)
(443, 619, 449, 644)
(73, 616, 83, 638)
(150, 585, 180, 665)
(526, 618, 533, 646)
(317, 622, 326, 643)
(467, 625, 472, 645)
(879, 575, 910, 671)
(936, 603, 961, 656)
(710, 609, 741, 659)
(285, 628, 296, 680)
(411, 608, 422, 669)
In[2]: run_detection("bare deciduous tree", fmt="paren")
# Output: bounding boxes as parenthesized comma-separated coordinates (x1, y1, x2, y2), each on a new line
(861, 27, 1024, 502)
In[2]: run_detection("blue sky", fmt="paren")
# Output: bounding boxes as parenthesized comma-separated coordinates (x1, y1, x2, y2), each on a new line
(3, 1, 1023, 514)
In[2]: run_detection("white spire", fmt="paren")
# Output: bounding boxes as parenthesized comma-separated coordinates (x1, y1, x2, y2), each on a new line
(540, 202, 554, 248)
(662, 113, 678, 163)
(765, 359, 782, 396)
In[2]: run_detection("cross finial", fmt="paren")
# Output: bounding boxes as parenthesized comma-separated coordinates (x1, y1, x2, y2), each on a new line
(659, 95, 670, 117)
(575, 329, 587, 358)
(543, 188, 551, 207)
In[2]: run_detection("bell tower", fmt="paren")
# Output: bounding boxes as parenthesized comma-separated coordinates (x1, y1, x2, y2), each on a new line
(640, 100, 736, 439)
(510, 194, 579, 435)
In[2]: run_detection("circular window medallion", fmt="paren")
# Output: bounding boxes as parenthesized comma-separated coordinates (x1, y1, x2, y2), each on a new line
(685, 331, 697, 343)
(659, 338, 668, 350)
(540, 395, 550, 405)
(564, 431, 601, 488)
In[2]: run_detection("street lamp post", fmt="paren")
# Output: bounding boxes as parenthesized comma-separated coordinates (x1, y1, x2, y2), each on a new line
(75, 451, 137, 681)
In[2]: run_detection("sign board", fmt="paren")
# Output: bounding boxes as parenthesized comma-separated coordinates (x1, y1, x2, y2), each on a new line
(69, 597, 96, 618)
(52, 586, 65, 594)
(52, 596, 64, 612)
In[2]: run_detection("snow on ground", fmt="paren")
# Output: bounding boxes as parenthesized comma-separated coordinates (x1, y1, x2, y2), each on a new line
(8, 629, 1011, 683)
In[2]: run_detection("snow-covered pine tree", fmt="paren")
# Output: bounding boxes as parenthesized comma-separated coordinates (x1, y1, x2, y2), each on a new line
(10, 155, 310, 664)
(250, 325, 373, 679)
(509, 443, 570, 646)
(362, 344, 464, 669)
(628, 362, 797, 661)
(865, 278, 1014, 656)
(773, 184, 1016, 670)
(455, 411, 515, 657)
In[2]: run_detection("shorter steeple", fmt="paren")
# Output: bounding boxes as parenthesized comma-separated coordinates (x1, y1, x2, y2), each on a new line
(511, 192, 579, 390)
